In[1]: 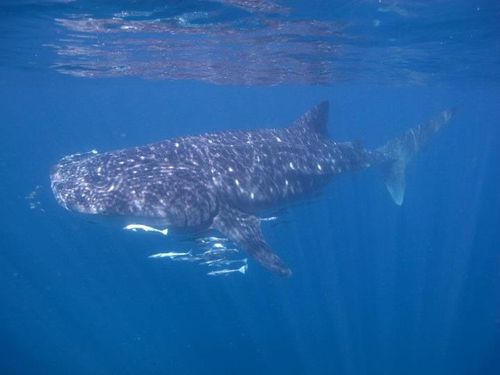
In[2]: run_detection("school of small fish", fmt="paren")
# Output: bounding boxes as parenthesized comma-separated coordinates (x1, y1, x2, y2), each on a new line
(124, 224, 248, 276)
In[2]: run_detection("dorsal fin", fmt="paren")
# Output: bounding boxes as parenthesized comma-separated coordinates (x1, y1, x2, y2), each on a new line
(292, 101, 329, 137)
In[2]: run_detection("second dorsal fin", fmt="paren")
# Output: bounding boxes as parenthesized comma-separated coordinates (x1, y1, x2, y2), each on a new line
(292, 101, 329, 137)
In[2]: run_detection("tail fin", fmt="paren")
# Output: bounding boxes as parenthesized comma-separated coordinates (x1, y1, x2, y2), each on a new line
(377, 108, 456, 205)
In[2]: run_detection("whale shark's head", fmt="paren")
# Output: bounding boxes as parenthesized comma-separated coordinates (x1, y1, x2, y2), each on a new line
(50, 149, 218, 228)
(50, 150, 128, 215)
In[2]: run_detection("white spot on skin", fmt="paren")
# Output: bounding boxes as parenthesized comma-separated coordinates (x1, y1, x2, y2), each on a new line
(285, 179, 289, 186)
(175, 143, 180, 148)
(228, 167, 233, 172)
(276, 137, 282, 143)
(234, 179, 240, 186)
(250, 192, 255, 199)
(289, 162, 295, 170)
(107, 184, 115, 192)
(317, 164, 322, 171)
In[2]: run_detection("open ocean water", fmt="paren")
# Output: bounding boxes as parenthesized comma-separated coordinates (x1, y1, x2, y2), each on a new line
(1, 1, 499, 374)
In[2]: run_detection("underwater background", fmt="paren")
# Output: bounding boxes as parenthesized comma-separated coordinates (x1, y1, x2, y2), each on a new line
(1, 1, 499, 374)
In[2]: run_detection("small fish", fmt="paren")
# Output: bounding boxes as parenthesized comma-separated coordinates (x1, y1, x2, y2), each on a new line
(148, 251, 191, 259)
(205, 258, 247, 267)
(207, 264, 248, 276)
(198, 236, 228, 244)
(174, 256, 202, 262)
(219, 258, 247, 266)
(202, 247, 239, 256)
(261, 216, 278, 222)
(123, 224, 169, 236)
(201, 258, 225, 266)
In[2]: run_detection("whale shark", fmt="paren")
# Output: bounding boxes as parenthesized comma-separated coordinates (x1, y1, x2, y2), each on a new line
(50, 102, 454, 276)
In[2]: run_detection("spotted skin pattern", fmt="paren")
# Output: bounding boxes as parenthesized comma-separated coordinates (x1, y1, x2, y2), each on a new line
(51, 102, 454, 276)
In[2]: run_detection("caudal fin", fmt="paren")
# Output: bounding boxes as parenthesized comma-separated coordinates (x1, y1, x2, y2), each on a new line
(377, 108, 456, 205)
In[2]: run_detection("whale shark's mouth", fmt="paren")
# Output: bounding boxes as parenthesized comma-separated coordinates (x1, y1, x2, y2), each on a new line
(50, 167, 70, 211)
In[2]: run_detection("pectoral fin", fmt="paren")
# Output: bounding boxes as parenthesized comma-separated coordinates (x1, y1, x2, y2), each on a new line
(211, 207, 292, 277)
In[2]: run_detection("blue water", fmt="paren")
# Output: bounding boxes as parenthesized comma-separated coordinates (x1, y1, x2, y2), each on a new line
(1, 1, 499, 374)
